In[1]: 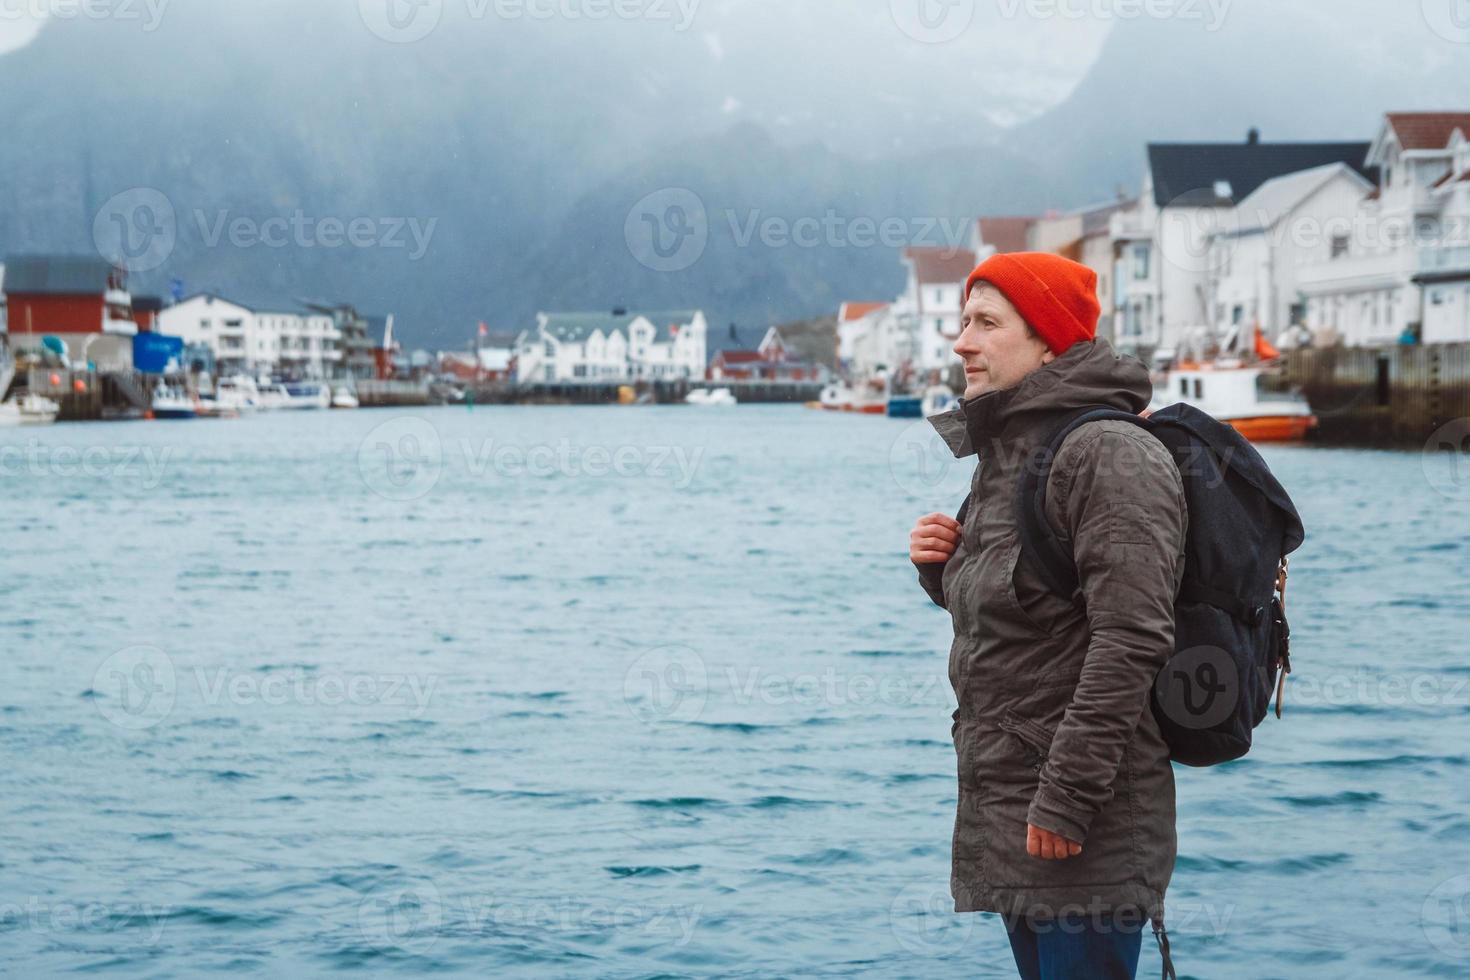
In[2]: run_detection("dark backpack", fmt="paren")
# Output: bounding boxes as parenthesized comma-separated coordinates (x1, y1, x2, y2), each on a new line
(1015, 403, 1305, 768)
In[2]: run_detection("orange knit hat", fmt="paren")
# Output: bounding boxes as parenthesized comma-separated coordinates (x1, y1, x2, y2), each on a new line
(963, 252, 1100, 356)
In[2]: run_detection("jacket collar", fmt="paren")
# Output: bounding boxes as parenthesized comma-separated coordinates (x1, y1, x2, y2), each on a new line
(926, 339, 1151, 459)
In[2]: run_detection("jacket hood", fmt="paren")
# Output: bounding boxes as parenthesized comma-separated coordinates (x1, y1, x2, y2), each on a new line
(927, 338, 1152, 458)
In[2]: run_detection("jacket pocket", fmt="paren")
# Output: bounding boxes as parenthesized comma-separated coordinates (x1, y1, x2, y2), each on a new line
(999, 710, 1057, 774)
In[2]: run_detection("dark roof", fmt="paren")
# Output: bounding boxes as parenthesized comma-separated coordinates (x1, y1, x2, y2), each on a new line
(132, 296, 164, 313)
(3, 255, 120, 295)
(1385, 112, 1470, 151)
(1147, 140, 1376, 207)
(539, 310, 701, 344)
(902, 247, 978, 285)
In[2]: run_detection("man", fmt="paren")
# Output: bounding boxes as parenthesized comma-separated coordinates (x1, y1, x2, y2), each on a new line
(908, 252, 1186, 980)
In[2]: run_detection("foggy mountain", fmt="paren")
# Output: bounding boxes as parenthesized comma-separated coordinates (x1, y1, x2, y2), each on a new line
(1, 0, 1467, 349)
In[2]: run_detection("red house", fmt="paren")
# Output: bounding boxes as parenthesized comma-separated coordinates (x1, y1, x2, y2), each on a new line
(3, 255, 139, 369)
(4, 255, 136, 337)
(708, 327, 819, 381)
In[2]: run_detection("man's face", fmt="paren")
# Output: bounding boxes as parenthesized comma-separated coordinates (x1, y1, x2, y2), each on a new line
(954, 283, 1055, 399)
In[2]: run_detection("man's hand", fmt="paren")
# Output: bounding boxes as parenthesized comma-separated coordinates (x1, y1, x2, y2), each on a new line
(1026, 823, 1082, 860)
(910, 513, 962, 564)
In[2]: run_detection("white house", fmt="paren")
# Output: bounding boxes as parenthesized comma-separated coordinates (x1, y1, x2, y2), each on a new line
(1204, 163, 1374, 341)
(514, 309, 707, 383)
(1296, 112, 1470, 345)
(157, 293, 342, 379)
(1111, 129, 1376, 352)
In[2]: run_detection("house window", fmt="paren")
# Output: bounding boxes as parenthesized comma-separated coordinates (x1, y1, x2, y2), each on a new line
(1330, 234, 1350, 259)
(1431, 290, 1445, 306)
(543, 366, 553, 381)
(1132, 245, 1149, 280)
(574, 365, 587, 378)
(935, 319, 944, 332)
(1179, 377, 1188, 396)
(1193, 378, 1203, 399)
(1231, 305, 1244, 326)
(544, 341, 554, 357)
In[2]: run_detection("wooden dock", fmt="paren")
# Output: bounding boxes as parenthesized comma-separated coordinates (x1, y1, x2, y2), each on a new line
(1279, 343, 1470, 446)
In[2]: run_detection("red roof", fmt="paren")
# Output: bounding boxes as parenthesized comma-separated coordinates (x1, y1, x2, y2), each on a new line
(1385, 112, 1470, 151)
(902, 246, 977, 285)
(976, 216, 1036, 254)
(839, 301, 888, 321)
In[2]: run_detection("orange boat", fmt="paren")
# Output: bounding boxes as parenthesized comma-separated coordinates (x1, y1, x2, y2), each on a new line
(1149, 360, 1317, 444)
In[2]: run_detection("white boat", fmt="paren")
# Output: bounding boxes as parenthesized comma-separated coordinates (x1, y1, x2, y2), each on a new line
(685, 387, 736, 406)
(331, 386, 360, 409)
(921, 384, 959, 417)
(255, 382, 290, 411)
(281, 382, 331, 410)
(151, 384, 198, 420)
(0, 393, 61, 426)
(213, 375, 261, 413)
(1149, 359, 1316, 443)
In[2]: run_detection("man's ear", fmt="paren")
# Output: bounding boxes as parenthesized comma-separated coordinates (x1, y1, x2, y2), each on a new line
(1041, 350, 1057, 365)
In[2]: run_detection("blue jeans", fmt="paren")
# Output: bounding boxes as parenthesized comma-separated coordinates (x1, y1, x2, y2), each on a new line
(1003, 914, 1145, 980)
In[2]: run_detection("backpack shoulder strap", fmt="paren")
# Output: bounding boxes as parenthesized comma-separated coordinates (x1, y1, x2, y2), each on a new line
(1015, 407, 1155, 601)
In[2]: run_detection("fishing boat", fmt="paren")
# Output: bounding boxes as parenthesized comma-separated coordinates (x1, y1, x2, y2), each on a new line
(0, 393, 61, 426)
(685, 387, 737, 406)
(813, 379, 886, 414)
(886, 393, 923, 418)
(214, 376, 261, 413)
(921, 384, 959, 417)
(331, 386, 360, 409)
(151, 384, 198, 420)
(1149, 361, 1316, 442)
(1149, 327, 1317, 443)
(280, 382, 331, 410)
